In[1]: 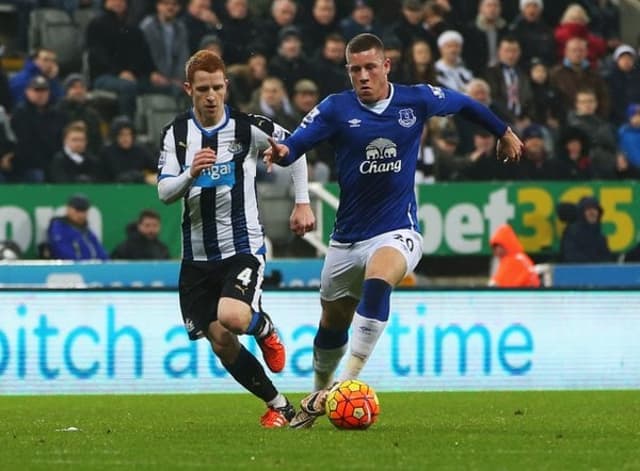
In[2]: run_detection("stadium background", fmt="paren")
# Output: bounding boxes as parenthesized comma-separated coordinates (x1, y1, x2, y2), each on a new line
(0, 0, 639, 398)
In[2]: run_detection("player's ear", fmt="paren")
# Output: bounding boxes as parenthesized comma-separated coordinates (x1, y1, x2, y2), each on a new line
(183, 81, 192, 96)
(383, 57, 391, 73)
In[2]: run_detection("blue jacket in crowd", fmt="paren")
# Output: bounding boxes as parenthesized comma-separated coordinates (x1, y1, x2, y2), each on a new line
(9, 60, 64, 106)
(47, 216, 109, 261)
(618, 124, 640, 169)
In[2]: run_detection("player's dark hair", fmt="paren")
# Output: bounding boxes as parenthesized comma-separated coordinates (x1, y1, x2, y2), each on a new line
(346, 33, 384, 58)
(185, 50, 226, 84)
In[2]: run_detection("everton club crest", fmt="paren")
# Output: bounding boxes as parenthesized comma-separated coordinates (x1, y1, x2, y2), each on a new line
(398, 108, 416, 128)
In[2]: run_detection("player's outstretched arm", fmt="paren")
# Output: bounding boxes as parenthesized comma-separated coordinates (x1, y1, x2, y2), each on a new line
(496, 127, 524, 163)
(263, 137, 290, 173)
(290, 203, 316, 236)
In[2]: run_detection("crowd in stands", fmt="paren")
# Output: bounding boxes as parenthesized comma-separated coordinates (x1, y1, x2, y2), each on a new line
(0, 0, 638, 186)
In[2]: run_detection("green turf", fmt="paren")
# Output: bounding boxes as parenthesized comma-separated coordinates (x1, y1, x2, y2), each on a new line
(1, 391, 638, 470)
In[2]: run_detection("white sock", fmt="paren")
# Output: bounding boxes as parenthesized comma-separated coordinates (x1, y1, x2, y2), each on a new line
(267, 393, 287, 409)
(313, 344, 347, 391)
(339, 312, 386, 381)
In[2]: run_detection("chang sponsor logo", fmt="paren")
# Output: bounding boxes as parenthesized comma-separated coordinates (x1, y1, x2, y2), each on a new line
(360, 138, 402, 175)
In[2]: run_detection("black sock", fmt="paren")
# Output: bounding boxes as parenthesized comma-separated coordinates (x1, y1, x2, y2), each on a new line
(223, 345, 277, 402)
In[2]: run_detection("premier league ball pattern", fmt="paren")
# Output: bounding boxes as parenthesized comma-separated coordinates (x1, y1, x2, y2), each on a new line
(325, 380, 380, 430)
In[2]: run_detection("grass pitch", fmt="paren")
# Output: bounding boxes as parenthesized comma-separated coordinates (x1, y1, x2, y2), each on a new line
(1, 391, 638, 470)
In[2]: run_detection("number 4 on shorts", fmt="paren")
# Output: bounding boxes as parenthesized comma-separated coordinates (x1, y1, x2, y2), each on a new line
(237, 268, 252, 286)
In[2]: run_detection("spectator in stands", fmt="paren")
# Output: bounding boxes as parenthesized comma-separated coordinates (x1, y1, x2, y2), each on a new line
(267, 26, 315, 95)
(454, 78, 509, 154)
(184, 0, 223, 54)
(199, 34, 224, 57)
(111, 209, 170, 259)
(416, 123, 436, 183)
(617, 103, 640, 173)
(422, 1, 453, 58)
(460, 128, 510, 181)
(384, 0, 428, 54)
(0, 53, 12, 113)
(489, 223, 540, 287)
(47, 194, 109, 261)
(290, 79, 331, 182)
(508, 0, 555, 68)
(9, 48, 64, 106)
(463, 0, 508, 77)
(339, 0, 383, 43)
(527, 57, 565, 130)
(301, 0, 340, 56)
(10, 76, 65, 183)
(49, 121, 101, 183)
(483, 36, 533, 125)
(56, 73, 103, 155)
(436, 0, 464, 28)
(607, 44, 640, 127)
(550, 37, 610, 119)
(140, 0, 190, 98)
(623, 240, 640, 263)
(580, 0, 620, 46)
(220, 0, 261, 65)
(0, 114, 14, 183)
(246, 77, 297, 133)
(567, 88, 617, 178)
(127, 0, 155, 26)
(401, 38, 437, 86)
(555, 126, 592, 180)
(226, 52, 268, 108)
(101, 116, 156, 184)
(554, 3, 607, 67)
(559, 196, 612, 263)
(311, 33, 349, 98)
(291, 79, 319, 119)
(255, 0, 298, 58)
(383, 36, 405, 83)
(87, 0, 155, 117)
(435, 30, 474, 93)
(515, 123, 558, 180)
(431, 128, 465, 181)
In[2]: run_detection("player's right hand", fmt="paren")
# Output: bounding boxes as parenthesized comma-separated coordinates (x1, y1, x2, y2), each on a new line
(189, 147, 217, 178)
(263, 137, 290, 173)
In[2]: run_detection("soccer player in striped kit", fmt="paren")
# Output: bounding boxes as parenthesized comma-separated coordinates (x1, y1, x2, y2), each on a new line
(157, 50, 315, 427)
(265, 33, 524, 428)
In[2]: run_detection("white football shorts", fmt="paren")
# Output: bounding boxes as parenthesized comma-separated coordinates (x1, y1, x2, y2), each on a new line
(320, 229, 423, 302)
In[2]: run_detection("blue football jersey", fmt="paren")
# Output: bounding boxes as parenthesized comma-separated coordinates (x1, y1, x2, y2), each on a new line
(282, 83, 507, 243)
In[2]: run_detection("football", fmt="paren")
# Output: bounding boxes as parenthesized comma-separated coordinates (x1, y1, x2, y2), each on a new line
(325, 379, 380, 430)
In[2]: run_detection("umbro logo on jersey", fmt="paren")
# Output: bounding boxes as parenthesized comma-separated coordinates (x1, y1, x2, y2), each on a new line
(348, 118, 361, 128)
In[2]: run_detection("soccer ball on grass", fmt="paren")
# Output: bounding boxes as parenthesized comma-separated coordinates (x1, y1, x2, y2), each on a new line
(325, 379, 380, 430)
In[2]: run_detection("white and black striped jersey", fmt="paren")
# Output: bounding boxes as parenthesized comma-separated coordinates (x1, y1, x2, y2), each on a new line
(157, 106, 304, 261)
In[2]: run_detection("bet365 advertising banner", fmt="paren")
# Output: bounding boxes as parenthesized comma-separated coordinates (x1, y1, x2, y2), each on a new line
(1, 182, 638, 258)
(320, 182, 639, 255)
(1, 290, 638, 394)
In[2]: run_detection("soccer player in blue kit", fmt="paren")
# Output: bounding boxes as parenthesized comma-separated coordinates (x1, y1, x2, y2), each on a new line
(264, 33, 524, 428)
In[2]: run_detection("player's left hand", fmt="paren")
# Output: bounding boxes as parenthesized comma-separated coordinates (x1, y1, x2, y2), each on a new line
(496, 127, 524, 163)
(290, 203, 316, 236)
